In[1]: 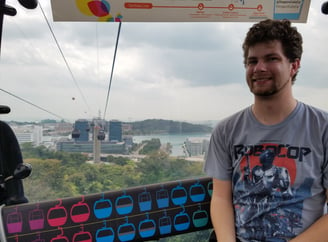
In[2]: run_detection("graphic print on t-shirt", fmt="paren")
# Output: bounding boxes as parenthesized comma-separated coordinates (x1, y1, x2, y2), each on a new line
(232, 143, 313, 241)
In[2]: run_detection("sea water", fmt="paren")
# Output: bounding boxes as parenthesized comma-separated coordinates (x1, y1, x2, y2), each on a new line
(132, 133, 211, 157)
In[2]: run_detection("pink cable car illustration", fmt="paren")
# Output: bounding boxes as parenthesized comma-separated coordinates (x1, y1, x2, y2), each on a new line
(32, 233, 45, 242)
(70, 196, 90, 223)
(50, 227, 69, 242)
(72, 225, 92, 242)
(29, 204, 45, 230)
(6, 207, 23, 234)
(47, 199, 68, 227)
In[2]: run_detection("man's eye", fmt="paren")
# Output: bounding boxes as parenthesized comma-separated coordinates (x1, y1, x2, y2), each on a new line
(269, 57, 278, 61)
(247, 60, 257, 65)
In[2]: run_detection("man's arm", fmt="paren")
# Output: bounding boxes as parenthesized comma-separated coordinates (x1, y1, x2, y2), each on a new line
(290, 190, 328, 242)
(210, 178, 236, 242)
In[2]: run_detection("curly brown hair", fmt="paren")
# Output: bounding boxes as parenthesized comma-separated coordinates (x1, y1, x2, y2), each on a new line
(242, 19, 303, 83)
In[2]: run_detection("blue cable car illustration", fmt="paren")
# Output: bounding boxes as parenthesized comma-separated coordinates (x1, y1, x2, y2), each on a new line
(189, 180, 206, 202)
(96, 221, 115, 242)
(174, 206, 190, 231)
(138, 213, 156, 239)
(171, 182, 187, 206)
(192, 204, 209, 228)
(70, 196, 90, 223)
(138, 188, 152, 212)
(117, 217, 136, 242)
(159, 211, 172, 235)
(94, 193, 112, 219)
(115, 191, 134, 215)
(156, 186, 169, 209)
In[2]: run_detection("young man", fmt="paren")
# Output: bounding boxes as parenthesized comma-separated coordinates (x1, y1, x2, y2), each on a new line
(204, 19, 328, 242)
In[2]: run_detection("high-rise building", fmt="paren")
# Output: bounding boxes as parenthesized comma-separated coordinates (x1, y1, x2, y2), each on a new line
(11, 124, 43, 146)
(109, 120, 122, 142)
(73, 119, 90, 142)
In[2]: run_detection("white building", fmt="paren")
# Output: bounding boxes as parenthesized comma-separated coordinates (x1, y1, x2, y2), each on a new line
(11, 125, 43, 146)
(184, 137, 210, 157)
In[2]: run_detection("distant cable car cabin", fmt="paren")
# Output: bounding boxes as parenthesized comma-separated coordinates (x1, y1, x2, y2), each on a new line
(72, 128, 80, 139)
(97, 130, 105, 141)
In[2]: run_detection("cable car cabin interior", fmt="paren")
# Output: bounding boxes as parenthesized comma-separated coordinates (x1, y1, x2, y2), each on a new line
(0, 0, 327, 241)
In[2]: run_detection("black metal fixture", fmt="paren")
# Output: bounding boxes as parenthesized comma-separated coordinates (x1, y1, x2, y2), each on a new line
(0, 105, 10, 114)
(322, 1, 328, 14)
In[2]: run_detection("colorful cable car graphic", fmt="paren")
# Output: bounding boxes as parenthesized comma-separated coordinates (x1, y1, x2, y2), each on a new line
(138, 188, 152, 212)
(171, 183, 188, 206)
(50, 227, 69, 242)
(115, 191, 133, 215)
(93, 193, 113, 219)
(32, 234, 45, 242)
(28, 204, 45, 230)
(117, 217, 136, 242)
(174, 207, 190, 232)
(207, 181, 213, 197)
(96, 221, 115, 242)
(156, 186, 169, 209)
(47, 199, 68, 227)
(192, 205, 209, 228)
(70, 196, 90, 223)
(138, 213, 156, 239)
(189, 181, 206, 202)
(6, 207, 23, 234)
(159, 211, 172, 235)
(72, 225, 92, 242)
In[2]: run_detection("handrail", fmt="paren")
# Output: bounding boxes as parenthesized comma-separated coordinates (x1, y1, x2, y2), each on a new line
(1, 177, 213, 241)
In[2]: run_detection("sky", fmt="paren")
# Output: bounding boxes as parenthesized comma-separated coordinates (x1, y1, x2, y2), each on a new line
(0, 0, 327, 124)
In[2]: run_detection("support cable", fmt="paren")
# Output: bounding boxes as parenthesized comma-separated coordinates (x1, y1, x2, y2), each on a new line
(39, 2, 93, 116)
(0, 88, 65, 120)
(103, 21, 122, 120)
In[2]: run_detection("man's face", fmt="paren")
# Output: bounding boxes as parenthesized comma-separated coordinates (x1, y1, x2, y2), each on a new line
(245, 40, 300, 97)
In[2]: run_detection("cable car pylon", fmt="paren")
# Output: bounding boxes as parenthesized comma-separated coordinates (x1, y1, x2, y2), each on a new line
(93, 124, 101, 164)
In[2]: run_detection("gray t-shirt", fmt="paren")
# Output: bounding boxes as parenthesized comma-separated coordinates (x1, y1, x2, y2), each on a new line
(204, 102, 328, 242)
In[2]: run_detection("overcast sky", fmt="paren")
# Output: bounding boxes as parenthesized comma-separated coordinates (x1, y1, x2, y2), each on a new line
(0, 0, 327, 123)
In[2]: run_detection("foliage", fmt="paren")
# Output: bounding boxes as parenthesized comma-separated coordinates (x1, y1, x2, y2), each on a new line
(139, 138, 161, 154)
(159, 230, 212, 242)
(137, 151, 205, 185)
(21, 143, 88, 166)
(21, 145, 208, 240)
(106, 155, 130, 165)
(125, 119, 212, 135)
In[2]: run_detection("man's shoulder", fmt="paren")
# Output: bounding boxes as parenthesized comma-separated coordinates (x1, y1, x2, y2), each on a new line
(216, 107, 250, 128)
(300, 102, 328, 120)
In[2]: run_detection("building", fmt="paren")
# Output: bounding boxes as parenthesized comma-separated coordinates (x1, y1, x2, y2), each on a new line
(184, 137, 210, 157)
(109, 120, 122, 142)
(56, 141, 126, 154)
(11, 124, 43, 146)
(73, 119, 90, 142)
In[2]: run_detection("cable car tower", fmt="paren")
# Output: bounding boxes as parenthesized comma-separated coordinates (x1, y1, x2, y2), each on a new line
(93, 124, 101, 163)
(72, 116, 106, 164)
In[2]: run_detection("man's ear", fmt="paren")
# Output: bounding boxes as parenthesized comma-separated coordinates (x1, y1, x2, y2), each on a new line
(291, 58, 301, 77)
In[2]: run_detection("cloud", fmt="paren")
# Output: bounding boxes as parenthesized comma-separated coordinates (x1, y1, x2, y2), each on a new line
(0, 1, 327, 123)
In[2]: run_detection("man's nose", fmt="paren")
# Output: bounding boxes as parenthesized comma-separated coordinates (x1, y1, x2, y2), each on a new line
(254, 60, 266, 72)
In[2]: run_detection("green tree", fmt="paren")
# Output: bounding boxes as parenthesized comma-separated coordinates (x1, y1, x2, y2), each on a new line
(139, 138, 161, 154)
